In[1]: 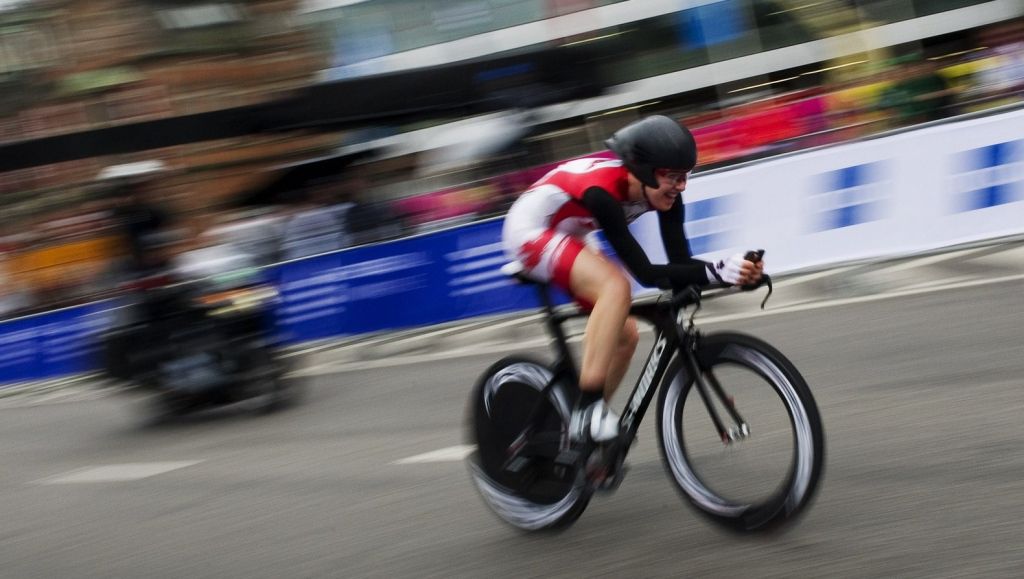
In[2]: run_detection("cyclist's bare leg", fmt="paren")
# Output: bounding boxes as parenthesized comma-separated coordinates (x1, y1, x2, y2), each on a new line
(568, 249, 633, 397)
(603, 316, 639, 401)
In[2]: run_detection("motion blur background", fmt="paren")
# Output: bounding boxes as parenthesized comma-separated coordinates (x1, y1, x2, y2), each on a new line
(0, 0, 1022, 318)
(2, 3, 1024, 577)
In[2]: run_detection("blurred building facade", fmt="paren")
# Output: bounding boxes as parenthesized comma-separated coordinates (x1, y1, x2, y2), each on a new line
(0, 0, 340, 315)
(0, 0, 333, 218)
(293, 0, 1024, 230)
(3, 0, 1021, 216)
(299, 0, 1022, 167)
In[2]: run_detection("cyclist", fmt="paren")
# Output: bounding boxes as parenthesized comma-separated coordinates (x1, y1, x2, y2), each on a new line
(501, 115, 763, 447)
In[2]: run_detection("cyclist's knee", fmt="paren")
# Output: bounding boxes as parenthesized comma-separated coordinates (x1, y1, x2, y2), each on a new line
(595, 272, 632, 305)
(569, 251, 631, 306)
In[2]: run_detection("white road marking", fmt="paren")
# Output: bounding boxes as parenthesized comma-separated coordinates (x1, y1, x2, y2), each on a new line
(35, 461, 204, 484)
(392, 445, 474, 464)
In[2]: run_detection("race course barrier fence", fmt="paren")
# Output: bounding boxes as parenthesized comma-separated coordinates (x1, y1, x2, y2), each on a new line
(2, 108, 1022, 385)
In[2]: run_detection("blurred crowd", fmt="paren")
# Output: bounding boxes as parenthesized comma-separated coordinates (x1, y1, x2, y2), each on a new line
(667, 41, 1023, 167)
(0, 164, 404, 319)
(1, 25, 1023, 321)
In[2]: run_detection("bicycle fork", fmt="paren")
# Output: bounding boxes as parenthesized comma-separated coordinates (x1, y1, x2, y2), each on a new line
(685, 338, 751, 445)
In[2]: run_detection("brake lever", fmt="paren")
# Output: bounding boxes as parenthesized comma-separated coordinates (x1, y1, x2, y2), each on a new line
(749, 275, 773, 309)
(740, 249, 772, 309)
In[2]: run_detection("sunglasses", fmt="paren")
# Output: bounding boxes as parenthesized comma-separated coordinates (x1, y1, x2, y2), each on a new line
(656, 169, 690, 185)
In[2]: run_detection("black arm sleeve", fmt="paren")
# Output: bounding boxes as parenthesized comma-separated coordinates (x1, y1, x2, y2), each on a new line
(581, 187, 710, 290)
(658, 196, 698, 264)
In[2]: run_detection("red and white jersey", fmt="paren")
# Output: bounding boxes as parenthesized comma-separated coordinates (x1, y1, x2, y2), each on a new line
(502, 157, 649, 250)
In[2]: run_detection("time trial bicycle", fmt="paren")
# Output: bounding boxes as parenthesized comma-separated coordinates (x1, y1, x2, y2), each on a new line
(466, 254, 824, 532)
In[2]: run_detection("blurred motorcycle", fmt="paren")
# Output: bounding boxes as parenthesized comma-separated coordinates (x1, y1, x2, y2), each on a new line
(101, 274, 300, 422)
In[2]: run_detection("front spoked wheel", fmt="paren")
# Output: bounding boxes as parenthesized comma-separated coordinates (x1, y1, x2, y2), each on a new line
(657, 332, 824, 533)
(467, 356, 591, 531)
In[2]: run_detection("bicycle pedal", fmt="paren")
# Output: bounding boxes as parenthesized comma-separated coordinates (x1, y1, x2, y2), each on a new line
(587, 459, 628, 494)
(585, 442, 629, 493)
(595, 463, 629, 494)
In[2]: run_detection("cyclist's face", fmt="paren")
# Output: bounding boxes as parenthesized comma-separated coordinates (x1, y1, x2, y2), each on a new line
(648, 169, 689, 211)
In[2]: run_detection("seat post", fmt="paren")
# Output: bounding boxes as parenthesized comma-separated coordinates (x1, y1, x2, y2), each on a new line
(500, 261, 578, 382)
(535, 283, 577, 381)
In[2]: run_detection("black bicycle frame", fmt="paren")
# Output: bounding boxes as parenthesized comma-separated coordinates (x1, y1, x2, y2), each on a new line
(616, 300, 685, 443)
(530, 283, 692, 446)
(528, 280, 752, 451)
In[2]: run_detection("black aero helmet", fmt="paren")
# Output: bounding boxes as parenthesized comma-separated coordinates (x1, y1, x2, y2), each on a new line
(605, 115, 697, 188)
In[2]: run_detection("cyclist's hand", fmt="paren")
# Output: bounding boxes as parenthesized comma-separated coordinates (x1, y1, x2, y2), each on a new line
(743, 250, 765, 287)
(738, 249, 766, 288)
(707, 252, 763, 286)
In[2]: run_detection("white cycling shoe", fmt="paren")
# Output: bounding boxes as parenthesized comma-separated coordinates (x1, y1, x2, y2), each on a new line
(570, 399, 620, 444)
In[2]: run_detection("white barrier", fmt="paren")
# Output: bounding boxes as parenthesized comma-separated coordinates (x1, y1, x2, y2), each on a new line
(632, 108, 1024, 274)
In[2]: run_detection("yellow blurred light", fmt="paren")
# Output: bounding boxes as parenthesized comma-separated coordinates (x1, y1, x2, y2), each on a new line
(727, 77, 799, 94)
(587, 101, 662, 119)
(928, 47, 989, 61)
(563, 31, 630, 47)
(767, 2, 825, 17)
(800, 60, 868, 76)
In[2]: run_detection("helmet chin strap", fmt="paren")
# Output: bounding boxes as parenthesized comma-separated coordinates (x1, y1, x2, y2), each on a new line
(641, 182, 655, 210)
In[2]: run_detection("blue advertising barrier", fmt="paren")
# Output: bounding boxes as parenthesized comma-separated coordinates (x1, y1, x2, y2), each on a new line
(0, 217, 565, 386)
(0, 314, 43, 384)
(270, 217, 562, 344)
(5, 108, 1024, 386)
(0, 300, 116, 385)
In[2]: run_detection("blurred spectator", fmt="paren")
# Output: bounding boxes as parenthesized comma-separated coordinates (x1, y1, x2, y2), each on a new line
(972, 41, 1024, 102)
(877, 55, 959, 126)
(337, 169, 403, 245)
(40, 201, 119, 302)
(0, 221, 36, 318)
(102, 161, 176, 278)
(279, 180, 352, 261)
(347, 198, 403, 245)
(0, 251, 32, 319)
(172, 217, 258, 290)
(208, 207, 286, 269)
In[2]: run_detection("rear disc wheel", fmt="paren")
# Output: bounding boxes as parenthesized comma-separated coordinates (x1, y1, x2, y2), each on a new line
(467, 357, 590, 531)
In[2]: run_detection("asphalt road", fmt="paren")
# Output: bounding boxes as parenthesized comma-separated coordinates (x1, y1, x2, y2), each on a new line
(1, 245, 1023, 578)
